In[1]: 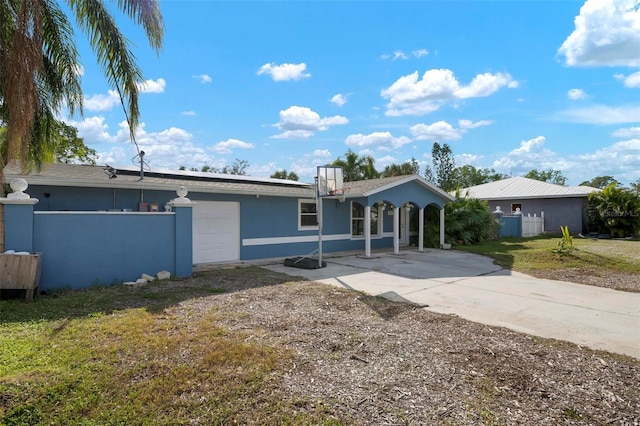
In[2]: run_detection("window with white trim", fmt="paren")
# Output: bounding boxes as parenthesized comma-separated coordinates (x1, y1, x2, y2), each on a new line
(351, 202, 381, 237)
(298, 199, 318, 230)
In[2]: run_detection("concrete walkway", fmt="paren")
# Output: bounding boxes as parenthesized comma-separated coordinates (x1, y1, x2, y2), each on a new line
(260, 249, 640, 359)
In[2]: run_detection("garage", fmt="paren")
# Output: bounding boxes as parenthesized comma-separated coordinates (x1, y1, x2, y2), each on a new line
(192, 201, 240, 264)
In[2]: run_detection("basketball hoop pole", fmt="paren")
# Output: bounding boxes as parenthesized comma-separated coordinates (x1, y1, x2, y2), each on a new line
(315, 176, 323, 267)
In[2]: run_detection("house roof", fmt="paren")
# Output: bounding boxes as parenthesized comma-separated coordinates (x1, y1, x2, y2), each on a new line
(344, 174, 455, 202)
(458, 176, 599, 200)
(3, 162, 315, 198)
(3, 163, 453, 202)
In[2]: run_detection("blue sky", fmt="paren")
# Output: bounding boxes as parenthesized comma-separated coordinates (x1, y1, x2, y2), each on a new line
(66, 0, 640, 186)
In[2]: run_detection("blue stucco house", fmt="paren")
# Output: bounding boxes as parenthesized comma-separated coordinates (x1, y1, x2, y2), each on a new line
(3, 162, 454, 289)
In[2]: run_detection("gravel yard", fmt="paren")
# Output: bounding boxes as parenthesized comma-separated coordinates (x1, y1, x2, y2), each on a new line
(165, 266, 640, 425)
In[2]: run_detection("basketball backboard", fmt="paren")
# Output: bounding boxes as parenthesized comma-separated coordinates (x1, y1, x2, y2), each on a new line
(316, 166, 344, 197)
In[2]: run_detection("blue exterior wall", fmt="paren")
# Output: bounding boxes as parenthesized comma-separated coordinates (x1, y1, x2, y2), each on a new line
(498, 214, 522, 237)
(4, 204, 36, 252)
(238, 196, 398, 259)
(32, 212, 181, 290)
(29, 185, 169, 212)
(487, 197, 588, 234)
(23, 182, 447, 262)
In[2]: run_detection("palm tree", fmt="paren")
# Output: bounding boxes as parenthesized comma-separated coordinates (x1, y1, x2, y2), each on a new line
(381, 158, 419, 177)
(331, 149, 379, 182)
(0, 0, 163, 176)
(587, 183, 640, 237)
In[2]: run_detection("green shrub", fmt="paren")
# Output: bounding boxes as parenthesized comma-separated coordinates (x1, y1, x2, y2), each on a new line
(422, 195, 498, 247)
(587, 184, 640, 237)
(552, 226, 575, 255)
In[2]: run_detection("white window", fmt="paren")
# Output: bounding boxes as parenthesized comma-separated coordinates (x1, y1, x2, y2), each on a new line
(351, 202, 381, 237)
(298, 199, 318, 230)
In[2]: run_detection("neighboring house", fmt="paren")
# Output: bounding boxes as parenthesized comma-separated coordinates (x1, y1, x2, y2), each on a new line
(458, 177, 599, 234)
(4, 162, 454, 265)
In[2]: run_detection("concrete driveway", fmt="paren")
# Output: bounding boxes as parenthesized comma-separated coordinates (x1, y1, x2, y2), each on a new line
(261, 249, 640, 359)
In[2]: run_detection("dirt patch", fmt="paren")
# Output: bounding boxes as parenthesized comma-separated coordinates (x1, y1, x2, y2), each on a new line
(529, 268, 640, 293)
(168, 269, 640, 425)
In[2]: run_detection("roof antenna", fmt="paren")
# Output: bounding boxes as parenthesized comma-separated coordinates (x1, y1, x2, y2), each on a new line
(132, 150, 149, 181)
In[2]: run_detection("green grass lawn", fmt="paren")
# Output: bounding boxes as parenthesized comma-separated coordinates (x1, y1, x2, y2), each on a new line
(0, 268, 336, 425)
(456, 234, 640, 275)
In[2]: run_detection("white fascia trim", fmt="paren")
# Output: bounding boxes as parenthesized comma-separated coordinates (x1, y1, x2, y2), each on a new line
(242, 233, 351, 247)
(477, 194, 592, 201)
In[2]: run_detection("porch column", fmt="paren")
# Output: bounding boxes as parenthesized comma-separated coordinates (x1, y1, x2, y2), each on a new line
(439, 207, 445, 249)
(0, 179, 39, 253)
(364, 205, 371, 257)
(393, 206, 400, 254)
(168, 186, 195, 278)
(418, 207, 424, 252)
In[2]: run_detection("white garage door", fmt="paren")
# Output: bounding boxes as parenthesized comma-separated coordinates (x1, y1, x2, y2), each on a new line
(192, 201, 240, 264)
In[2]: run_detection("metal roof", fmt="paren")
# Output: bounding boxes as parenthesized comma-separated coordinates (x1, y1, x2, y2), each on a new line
(457, 176, 599, 200)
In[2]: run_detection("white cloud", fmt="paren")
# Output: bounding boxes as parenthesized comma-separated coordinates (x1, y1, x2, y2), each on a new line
(257, 62, 311, 81)
(112, 124, 215, 170)
(558, 104, 640, 124)
(410, 119, 493, 141)
(459, 119, 493, 129)
(568, 88, 587, 100)
(345, 132, 411, 151)
(510, 136, 547, 155)
(456, 153, 483, 165)
(67, 116, 114, 143)
(473, 134, 639, 185)
(137, 78, 166, 93)
(381, 49, 428, 60)
(213, 138, 255, 154)
(271, 130, 315, 140)
(558, 0, 640, 67)
(271, 106, 348, 139)
(381, 69, 518, 116)
(576, 138, 640, 182)
(313, 149, 332, 158)
(84, 90, 120, 112)
(412, 49, 428, 58)
(393, 51, 409, 60)
(612, 126, 640, 137)
(72, 117, 216, 171)
(84, 79, 165, 112)
(181, 111, 197, 116)
(618, 70, 640, 87)
(193, 74, 212, 84)
(490, 136, 569, 176)
(330, 93, 349, 107)
(455, 73, 519, 98)
(290, 149, 337, 182)
(410, 121, 461, 141)
(376, 155, 398, 168)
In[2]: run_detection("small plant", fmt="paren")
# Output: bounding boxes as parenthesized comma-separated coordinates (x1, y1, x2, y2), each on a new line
(552, 226, 575, 255)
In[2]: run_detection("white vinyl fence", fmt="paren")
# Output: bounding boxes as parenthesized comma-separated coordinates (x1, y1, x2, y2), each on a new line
(521, 212, 545, 237)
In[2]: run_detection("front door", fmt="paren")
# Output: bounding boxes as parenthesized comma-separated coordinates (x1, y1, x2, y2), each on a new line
(397, 206, 410, 246)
